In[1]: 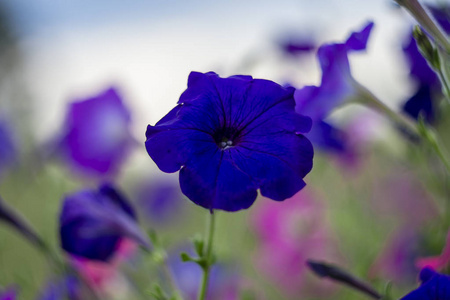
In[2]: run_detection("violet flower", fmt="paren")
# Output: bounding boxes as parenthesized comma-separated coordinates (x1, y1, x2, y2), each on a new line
(58, 87, 135, 177)
(400, 267, 450, 300)
(145, 71, 313, 212)
(59, 183, 150, 261)
(0, 286, 17, 300)
(293, 22, 374, 156)
(294, 21, 374, 121)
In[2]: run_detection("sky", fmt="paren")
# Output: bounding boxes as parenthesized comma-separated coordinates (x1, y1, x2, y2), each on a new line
(0, 0, 419, 141)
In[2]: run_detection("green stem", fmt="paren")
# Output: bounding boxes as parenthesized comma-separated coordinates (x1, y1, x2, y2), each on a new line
(162, 259, 183, 300)
(354, 83, 418, 136)
(197, 211, 216, 300)
(354, 83, 450, 174)
(437, 58, 450, 104)
(396, 0, 450, 52)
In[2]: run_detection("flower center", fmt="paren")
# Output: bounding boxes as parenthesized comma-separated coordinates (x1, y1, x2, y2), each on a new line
(219, 138, 233, 149)
(213, 127, 239, 150)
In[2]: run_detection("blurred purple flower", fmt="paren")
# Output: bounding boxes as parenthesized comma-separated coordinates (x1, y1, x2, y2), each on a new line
(0, 286, 17, 300)
(134, 176, 185, 226)
(370, 229, 423, 284)
(293, 22, 374, 159)
(37, 276, 80, 300)
(251, 189, 340, 296)
(294, 21, 374, 121)
(145, 71, 313, 212)
(371, 171, 437, 226)
(400, 267, 450, 300)
(169, 248, 240, 300)
(0, 119, 18, 176)
(58, 87, 135, 177)
(278, 34, 316, 57)
(59, 183, 150, 261)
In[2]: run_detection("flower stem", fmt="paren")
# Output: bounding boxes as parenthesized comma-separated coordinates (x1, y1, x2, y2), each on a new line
(354, 83, 450, 174)
(197, 211, 216, 300)
(395, 0, 450, 52)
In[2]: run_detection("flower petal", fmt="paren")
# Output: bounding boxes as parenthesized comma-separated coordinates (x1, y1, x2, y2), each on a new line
(295, 22, 374, 121)
(179, 145, 258, 211)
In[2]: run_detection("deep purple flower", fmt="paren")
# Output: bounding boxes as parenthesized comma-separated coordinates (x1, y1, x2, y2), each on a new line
(403, 85, 435, 123)
(402, 32, 439, 87)
(59, 183, 150, 261)
(0, 286, 17, 300)
(59, 87, 135, 177)
(400, 267, 450, 300)
(145, 71, 313, 212)
(294, 22, 374, 121)
(0, 119, 17, 176)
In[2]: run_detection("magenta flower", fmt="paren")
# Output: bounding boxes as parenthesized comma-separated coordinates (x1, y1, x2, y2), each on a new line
(58, 87, 135, 177)
(251, 189, 340, 296)
(416, 231, 450, 272)
(145, 71, 313, 212)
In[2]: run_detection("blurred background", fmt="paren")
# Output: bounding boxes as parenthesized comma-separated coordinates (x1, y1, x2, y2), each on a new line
(0, 0, 449, 299)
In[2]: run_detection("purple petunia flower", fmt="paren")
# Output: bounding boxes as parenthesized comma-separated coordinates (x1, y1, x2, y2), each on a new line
(402, 85, 435, 123)
(58, 87, 135, 177)
(59, 183, 150, 261)
(400, 267, 450, 300)
(145, 71, 314, 212)
(294, 21, 374, 121)
(293, 22, 373, 157)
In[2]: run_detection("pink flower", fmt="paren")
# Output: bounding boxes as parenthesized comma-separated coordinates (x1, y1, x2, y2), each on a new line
(72, 239, 137, 296)
(251, 188, 341, 296)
